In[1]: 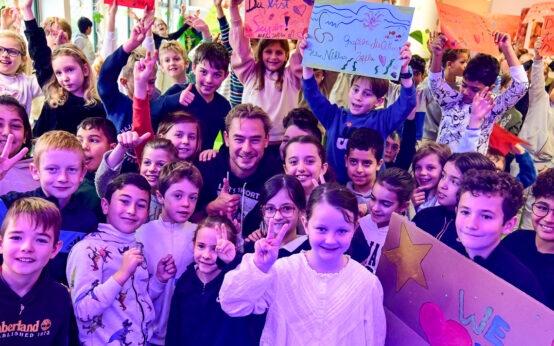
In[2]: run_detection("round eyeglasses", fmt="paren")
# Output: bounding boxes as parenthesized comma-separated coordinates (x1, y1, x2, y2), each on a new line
(262, 205, 297, 218)
(532, 202, 553, 218)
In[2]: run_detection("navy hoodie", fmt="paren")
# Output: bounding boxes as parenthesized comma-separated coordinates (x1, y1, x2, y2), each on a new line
(165, 257, 256, 346)
(0, 267, 72, 345)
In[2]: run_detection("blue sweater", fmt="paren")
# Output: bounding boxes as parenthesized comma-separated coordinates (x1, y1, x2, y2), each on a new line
(98, 46, 183, 134)
(303, 76, 417, 183)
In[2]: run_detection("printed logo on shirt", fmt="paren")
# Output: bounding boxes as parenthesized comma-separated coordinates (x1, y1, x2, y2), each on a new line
(59, 230, 85, 253)
(0, 319, 52, 340)
(336, 124, 359, 150)
(216, 183, 259, 221)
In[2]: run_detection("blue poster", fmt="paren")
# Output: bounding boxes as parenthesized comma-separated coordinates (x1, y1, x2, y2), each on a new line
(303, 0, 415, 80)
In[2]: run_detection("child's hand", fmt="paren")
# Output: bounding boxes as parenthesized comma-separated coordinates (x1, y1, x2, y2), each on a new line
(113, 248, 143, 285)
(310, 173, 326, 188)
(127, 9, 139, 22)
(134, 50, 158, 87)
(411, 187, 426, 208)
(117, 131, 151, 150)
(253, 219, 289, 273)
(0, 134, 29, 180)
(399, 41, 412, 73)
(156, 254, 177, 283)
(20, 0, 33, 11)
(215, 224, 237, 264)
(358, 203, 368, 217)
(510, 143, 526, 156)
(179, 84, 196, 106)
(124, 16, 154, 53)
(535, 37, 543, 60)
(1, 7, 17, 30)
(198, 149, 219, 162)
(245, 229, 264, 243)
(426, 31, 437, 53)
(493, 31, 512, 52)
(298, 34, 308, 56)
(187, 15, 211, 39)
(207, 178, 240, 216)
(181, 3, 187, 15)
(430, 33, 448, 56)
(469, 87, 495, 128)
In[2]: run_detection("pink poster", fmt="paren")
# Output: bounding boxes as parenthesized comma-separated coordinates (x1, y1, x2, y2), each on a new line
(243, 0, 313, 39)
(377, 214, 554, 345)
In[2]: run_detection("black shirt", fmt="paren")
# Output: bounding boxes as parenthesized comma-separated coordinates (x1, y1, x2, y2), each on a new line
(502, 230, 554, 310)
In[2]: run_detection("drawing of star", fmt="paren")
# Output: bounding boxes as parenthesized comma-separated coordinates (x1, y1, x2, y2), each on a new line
(383, 223, 432, 292)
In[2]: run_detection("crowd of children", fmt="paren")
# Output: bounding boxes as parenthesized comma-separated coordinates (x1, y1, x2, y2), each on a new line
(0, 0, 552, 345)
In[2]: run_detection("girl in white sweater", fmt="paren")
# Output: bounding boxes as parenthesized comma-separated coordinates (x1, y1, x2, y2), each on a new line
(220, 183, 386, 346)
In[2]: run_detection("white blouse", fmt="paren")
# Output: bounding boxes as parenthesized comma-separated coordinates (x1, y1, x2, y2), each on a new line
(219, 252, 386, 346)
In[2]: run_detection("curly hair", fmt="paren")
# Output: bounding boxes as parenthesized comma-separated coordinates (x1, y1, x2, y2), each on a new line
(532, 168, 554, 200)
(457, 169, 524, 223)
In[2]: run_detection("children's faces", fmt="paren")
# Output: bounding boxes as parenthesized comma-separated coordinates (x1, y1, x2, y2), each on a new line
(160, 50, 188, 80)
(0, 217, 62, 282)
(437, 162, 463, 207)
(447, 53, 469, 77)
(345, 149, 382, 192)
(455, 191, 516, 258)
(76, 127, 115, 172)
(140, 148, 172, 188)
(224, 118, 268, 178)
(532, 197, 554, 242)
(369, 182, 408, 227)
(193, 226, 221, 279)
(303, 202, 355, 269)
(349, 79, 382, 115)
(154, 20, 168, 36)
(0, 37, 24, 76)
(414, 154, 442, 191)
(193, 60, 228, 100)
(157, 178, 199, 224)
(384, 136, 400, 163)
(52, 55, 89, 98)
(460, 78, 488, 105)
(101, 184, 150, 234)
(30, 149, 86, 208)
(284, 142, 327, 191)
(0, 105, 26, 157)
(162, 122, 198, 160)
(262, 42, 288, 72)
(263, 188, 299, 236)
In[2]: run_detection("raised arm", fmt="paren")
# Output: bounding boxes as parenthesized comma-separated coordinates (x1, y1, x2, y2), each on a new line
(229, 0, 256, 83)
(21, 0, 53, 87)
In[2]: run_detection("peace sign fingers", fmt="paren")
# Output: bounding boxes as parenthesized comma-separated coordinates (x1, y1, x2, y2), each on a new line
(215, 223, 236, 264)
(0, 134, 28, 180)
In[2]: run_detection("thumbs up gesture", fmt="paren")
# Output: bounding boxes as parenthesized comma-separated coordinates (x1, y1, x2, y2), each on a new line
(206, 177, 241, 217)
(179, 84, 195, 107)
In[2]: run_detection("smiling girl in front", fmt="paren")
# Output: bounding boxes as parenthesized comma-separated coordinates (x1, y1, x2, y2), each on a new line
(21, 0, 105, 137)
(220, 183, 386, 345)
(409, 142, 451, 216)
(166, 216, 256, 346)
(229, 0, 302, 149)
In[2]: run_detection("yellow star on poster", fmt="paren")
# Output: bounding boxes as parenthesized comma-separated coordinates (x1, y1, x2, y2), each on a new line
(383, 223, 432, 292)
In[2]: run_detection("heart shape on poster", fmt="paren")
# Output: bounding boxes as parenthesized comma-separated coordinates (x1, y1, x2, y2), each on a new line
(294, 5, 306, 16)
(419, 302, 472, 346)
(379, 55, 386, 67)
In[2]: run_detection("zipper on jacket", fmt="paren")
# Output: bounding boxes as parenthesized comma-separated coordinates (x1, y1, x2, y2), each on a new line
(202, 282, 206, 295)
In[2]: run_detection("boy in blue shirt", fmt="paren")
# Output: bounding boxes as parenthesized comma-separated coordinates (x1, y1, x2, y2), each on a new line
(299, 38, 416, 183)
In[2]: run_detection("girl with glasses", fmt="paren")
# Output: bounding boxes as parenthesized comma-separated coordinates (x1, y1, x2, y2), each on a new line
(243, 174, 310, 257)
